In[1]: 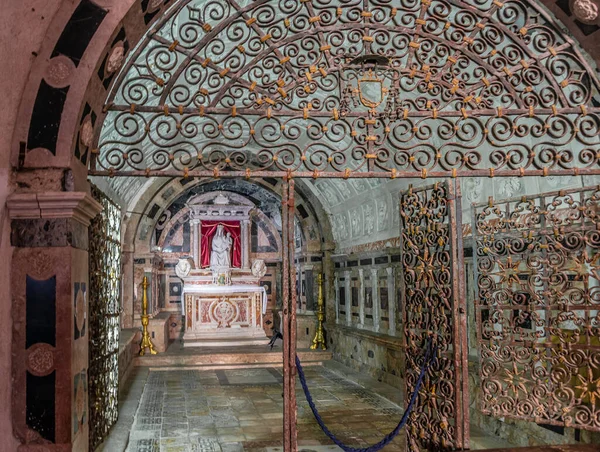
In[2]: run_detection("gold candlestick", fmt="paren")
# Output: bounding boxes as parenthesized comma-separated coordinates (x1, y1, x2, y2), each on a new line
(310, 273, 327, 350)
(139, 276, 157, 356)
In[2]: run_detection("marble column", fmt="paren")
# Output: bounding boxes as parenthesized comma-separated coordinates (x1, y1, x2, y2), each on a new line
(370, 268, 380, 333)
(241, 219, 250, 269)
(322, 242, 336, 327)
(344, 270, 351, 327)
(305, 267, 315, 311)
(144, 268, 153, 314)
(358, 269, 365, 328)
(121, 249, 135, 329)
(386, 267, 397, 336)
(334, 275, 340, 324)
(192, 218, 200, 267)
(8, 191, 102, 451)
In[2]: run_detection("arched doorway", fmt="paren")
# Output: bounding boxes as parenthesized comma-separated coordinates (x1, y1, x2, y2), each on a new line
(5, 0, 600, 450)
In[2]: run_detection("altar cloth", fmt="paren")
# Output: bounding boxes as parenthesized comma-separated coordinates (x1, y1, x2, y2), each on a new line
(181, 284, 268, 316)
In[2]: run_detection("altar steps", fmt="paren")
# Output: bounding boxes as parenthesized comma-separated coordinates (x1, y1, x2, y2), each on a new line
(134, 342, 332, 370)
(182, 336, 271, 348)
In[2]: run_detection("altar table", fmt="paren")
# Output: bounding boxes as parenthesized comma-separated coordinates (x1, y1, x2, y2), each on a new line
(181, 285, 268, 347)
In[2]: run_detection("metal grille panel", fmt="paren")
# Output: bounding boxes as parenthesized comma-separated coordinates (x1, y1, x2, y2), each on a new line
(400, 181, 468, 451)
(89, 185, 122, 449)
(474, 185, 600, 432)
(92, 0, 600, 178)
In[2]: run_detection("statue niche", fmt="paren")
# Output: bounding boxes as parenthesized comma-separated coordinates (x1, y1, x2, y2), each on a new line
(201, 222, 241, 272)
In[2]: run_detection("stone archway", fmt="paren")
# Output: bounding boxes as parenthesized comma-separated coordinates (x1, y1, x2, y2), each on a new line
(4, 0, 600, 451)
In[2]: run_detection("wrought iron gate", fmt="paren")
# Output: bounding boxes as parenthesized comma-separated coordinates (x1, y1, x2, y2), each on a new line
(473, 185, 600, 432)
(400, 181, 469, 451)
(89, 185, 122, 449)
(282, 178, 298, 451)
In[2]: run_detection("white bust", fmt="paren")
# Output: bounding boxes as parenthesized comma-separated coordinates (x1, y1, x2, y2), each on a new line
(175, 258, 192, 278)
(251, 259, 267, 278)
(210, 224, 233, 270)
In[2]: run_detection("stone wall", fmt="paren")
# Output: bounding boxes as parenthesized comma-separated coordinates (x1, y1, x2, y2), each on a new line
(118, 329, 140, 386)
(326, 248, 404, 388)
(327, 325, 404, 389)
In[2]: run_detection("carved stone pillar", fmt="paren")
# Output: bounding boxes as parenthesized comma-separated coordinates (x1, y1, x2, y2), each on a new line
(192, 218, 200, 267)
(386, 267, 396, 336)
(358, 268, 365, 328)
(304, 266, 315, 311)
(121, 248, 135, 328)
(370, 268, 380, 332)
(241, 219, 250, 269)
(8, 191, 102, 451)
(344, 270, 351, 327)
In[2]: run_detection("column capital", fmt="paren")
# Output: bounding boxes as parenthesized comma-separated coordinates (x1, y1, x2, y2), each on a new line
(7, 191, 103, 227)
(386, 266, 395, 276)
(370, 268, 378, 277)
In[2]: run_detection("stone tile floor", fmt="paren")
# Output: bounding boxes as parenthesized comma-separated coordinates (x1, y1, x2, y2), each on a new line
(100, 363, 513, 452)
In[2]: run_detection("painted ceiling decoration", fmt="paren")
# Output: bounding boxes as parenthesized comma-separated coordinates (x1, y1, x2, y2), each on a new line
(93, 0, 600, 179)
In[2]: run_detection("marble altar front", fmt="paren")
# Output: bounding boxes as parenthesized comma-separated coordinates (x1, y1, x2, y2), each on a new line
(182, 283, 267, 347)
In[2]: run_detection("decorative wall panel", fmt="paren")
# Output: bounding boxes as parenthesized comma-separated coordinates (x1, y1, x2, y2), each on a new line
(400, 181, 468, 450)
(474, 185, 600, 432)
(88, 185, 122, 449)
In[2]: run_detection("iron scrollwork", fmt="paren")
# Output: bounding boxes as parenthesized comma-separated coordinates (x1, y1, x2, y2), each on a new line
(400, 181, 468, 451)
(90, 0, 600, 177)
(89, 185, 122, 450)
(474, 185, 600, 432)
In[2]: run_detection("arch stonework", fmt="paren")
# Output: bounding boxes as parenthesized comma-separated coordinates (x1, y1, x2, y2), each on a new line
(2, 0, 600, 451)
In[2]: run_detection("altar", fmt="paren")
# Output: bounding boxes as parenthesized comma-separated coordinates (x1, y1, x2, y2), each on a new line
(182, 283, 268, 347)
(176, 192, 270, 347)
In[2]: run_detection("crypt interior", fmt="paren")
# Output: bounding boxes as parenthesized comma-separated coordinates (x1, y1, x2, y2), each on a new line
(2, 0, 600, 451)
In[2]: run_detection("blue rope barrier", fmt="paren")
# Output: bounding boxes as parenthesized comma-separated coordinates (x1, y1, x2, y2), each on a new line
(295, 339, 436, 452)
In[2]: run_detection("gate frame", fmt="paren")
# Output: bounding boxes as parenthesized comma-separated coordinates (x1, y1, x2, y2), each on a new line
(398, 180, 470, 451)
(282, 178, 298, 450)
